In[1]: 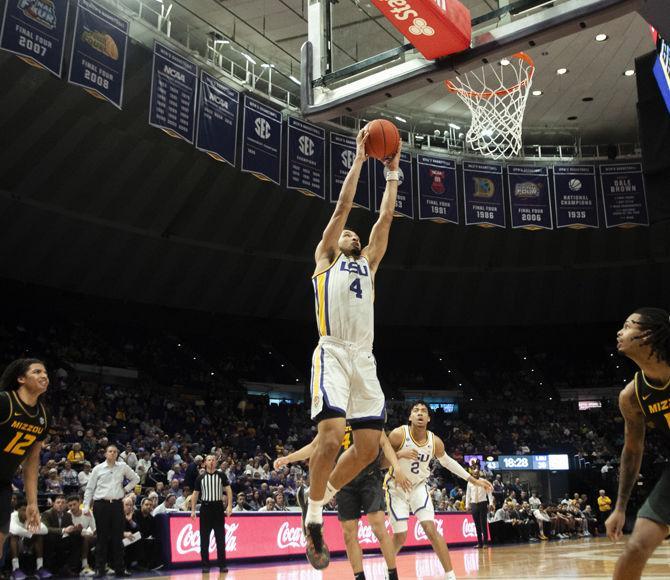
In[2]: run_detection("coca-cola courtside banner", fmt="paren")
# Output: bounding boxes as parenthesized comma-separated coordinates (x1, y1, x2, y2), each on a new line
(162, 512, 477, 564)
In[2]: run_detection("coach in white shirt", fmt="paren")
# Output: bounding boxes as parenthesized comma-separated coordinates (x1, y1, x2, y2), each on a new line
(83, 445, 139, 577)
(465, 470, 494, 548)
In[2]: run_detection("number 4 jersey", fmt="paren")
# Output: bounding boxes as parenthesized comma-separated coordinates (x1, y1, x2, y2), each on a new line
(0, 391, 49, 482)
(313, 253, 374, 349)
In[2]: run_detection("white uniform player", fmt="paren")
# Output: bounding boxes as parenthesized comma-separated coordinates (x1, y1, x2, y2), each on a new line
(310, 252, 384, 424)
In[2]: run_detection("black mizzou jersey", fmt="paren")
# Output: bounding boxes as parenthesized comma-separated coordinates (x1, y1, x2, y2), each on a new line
(338, 425, 382, 486)
(634, 371, 670, 442)
(0, 390, 49, 482)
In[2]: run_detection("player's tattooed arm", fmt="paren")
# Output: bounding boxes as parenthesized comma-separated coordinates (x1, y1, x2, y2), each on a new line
(614, 382, 646, 511)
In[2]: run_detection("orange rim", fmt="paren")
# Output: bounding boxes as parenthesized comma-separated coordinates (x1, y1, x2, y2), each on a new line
(445, 52, 535, 99)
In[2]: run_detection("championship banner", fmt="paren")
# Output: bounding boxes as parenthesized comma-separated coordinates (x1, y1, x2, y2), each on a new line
(0, 0, 69, 77)
(463, 161, 505, 228)
(149, 41, 198, 144)
(507, 165, 553, 230)
(195, 71, 239, 166)
(330, 132, 370, 210)
(162, 512, 477, 565)
(241, 94, 283, 185)
(553, 165, 599, 229)
(68, 0, 128, 109)
(416, 154, 458, 223)
(599, 163, 649, 228)
(373, 151, 413, 218)
(286, 117, 325, 199)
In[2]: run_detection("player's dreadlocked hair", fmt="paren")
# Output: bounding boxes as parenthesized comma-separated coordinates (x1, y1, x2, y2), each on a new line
(0, 358, 44, 391)
(633, 307, 670, 364)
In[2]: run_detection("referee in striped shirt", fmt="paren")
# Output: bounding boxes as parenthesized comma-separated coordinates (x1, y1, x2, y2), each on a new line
(191, 455, 233, 572)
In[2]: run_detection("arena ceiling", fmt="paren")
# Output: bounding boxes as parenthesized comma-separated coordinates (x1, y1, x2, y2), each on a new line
(0, 2, 669, 327)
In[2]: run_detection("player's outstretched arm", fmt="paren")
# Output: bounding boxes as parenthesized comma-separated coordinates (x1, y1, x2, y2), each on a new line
(606, 382, 646, 542)
(362, 141, 401, 272)
(434, 436, 493, 491)
(273, 435, 319, 470)
(315, 129, 369, 267)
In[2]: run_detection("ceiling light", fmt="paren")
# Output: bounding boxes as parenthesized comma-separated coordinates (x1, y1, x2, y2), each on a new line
(448, 123, 461, 130)
(289, 75, 301, 85)
(394, 116, 407, 123)
(433, 129, 440, 136)
(624, 69, 635, 77)
(556, 68, 568, 75)
(595, 33, 608, 42)
(500, 58, 511, 66)
(532, 90, 543, 96)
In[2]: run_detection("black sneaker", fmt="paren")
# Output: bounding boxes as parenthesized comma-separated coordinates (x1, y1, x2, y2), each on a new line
(305, 522, 330, 570)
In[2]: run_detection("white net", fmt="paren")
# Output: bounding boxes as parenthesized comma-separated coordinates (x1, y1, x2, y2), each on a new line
(446, 53, 534, 160)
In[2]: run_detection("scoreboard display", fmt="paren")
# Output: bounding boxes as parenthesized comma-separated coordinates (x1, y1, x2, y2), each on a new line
(497, 454, 569, 471)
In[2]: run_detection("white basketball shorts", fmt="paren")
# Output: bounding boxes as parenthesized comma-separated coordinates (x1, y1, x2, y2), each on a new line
(386, 479, 435, 533)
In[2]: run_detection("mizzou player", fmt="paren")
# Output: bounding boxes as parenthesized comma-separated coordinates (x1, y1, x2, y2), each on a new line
(607, 308, 670, 580)
(0, 359, 50, 547)
(386, 402, 492, 580)
(275, 428, 411, 580)
(300, 128, 402, 569)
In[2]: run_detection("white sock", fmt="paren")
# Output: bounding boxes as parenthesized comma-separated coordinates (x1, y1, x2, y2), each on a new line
(322, 481, 339, 504)
(82, 558, 89, 568)
(37, 557, 44, 569)
(12, 558, 19, 571)
(305, 498, 324, 525)
(445, 570, 457, 580)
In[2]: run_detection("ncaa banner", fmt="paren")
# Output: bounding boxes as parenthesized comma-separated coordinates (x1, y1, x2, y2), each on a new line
(599, 163, 649, 228)
(417, 154, 458, 223)
(68, 0, 128, 109)
(241, 95, 283, 184)
(0, 0, 69, 77)
(507, 165, 553, 230)
(149, 41, 198, 144)
(373, 151, 413, 218)
(286, 117, 325, 199)
(553, 165, 599, 229)
(463, 161, 505, 228)
(195, 71, 239, 166)
(330, 132, 370, 210)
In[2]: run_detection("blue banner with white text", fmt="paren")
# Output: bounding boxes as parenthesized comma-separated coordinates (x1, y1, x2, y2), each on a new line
(195, 71, 239, 166)
(68, 0, 128, 109)
(417, 154, 458, 223)
(553, 165, 599, 228)
(149, 41, 198, 144)
(373, 151, 413, 218)
(329, 132, 370, 210)
(462, 161, 505, 228)
(507, 165, 553, 230)
(286, 117, 325, 199)
(0, 0, 69, 77)
(599, 163, 648, 227)
(241, 94, 283, 184)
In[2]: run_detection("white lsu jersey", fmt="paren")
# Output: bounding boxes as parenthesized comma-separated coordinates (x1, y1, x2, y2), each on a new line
(394, 425, 435, 486)
(313, 253, 374, 348)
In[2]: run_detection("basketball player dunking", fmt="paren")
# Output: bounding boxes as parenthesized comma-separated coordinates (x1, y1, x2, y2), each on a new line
(387, 402, 493, 580)
(606, 308, 670, 580)
(298, 128, 401, 569)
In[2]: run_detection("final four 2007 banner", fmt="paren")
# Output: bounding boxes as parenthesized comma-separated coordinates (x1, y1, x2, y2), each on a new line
(0, 0, 69, 77)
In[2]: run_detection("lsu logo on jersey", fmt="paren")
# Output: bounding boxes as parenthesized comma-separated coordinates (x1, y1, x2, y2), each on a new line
(19, 0, 57, 30)
(255, 117, 271, 139)
(298, 135, 315, 156)
(340, 261, 369, 277)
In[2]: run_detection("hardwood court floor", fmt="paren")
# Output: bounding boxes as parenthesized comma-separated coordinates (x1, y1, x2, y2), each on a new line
(145, 536, 670, 579)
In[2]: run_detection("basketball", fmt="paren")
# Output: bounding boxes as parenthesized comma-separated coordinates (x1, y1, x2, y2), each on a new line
(364, 119, 400, 161)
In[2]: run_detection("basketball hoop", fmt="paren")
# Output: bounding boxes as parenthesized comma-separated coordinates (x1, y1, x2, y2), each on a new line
(445, 53, 535, 160)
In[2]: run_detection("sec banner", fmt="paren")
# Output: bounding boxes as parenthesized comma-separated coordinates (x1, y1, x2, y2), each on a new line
(373, 151, 413, 218)
(0, 0, 69, 77)
(241, 95, 283, 185)
(507, 165, 553, 230)
(417, 154, 458, 223)
(195, 71, 239, 166)
(68, 0, 128, 109)
(599, 163, 649, 227)
(463, 161, 505, 228)
(553, 165, 598, 229)
(330, 132, 370, 210)
(286, 117, 325, 199)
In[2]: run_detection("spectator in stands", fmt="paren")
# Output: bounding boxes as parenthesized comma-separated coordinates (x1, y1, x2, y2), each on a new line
(135, 452, 151, 485)
(67, 495, 96, 576)
(133, 499, 157, 570)
(274, 492, 289, 512)
(596, 489, 612, 533)
(60, 462, 79, 494)
(175, 486, 191, 510)
(492, 475, 506, 506)
(78, 462, 92, 491)
(120, 445, 138, 470)
(41, 495, 79, 576)
(249, 491, 263, 511)
(152, 493, 177, 516)
(66, 444, 85, 468)
(183, 455, 203, 490)
(258, 498, 276, 512)
(44, 470, 63, 496)
(168, 479, 182, 498)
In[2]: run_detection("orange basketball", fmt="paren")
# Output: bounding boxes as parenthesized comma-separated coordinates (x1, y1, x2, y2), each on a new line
(364, 119, 400, 161)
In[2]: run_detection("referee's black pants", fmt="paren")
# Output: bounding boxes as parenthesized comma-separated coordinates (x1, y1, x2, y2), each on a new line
(93, 499, 124, 573)
(199, 502, 226, 567)
(471, 501, 490, 546)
